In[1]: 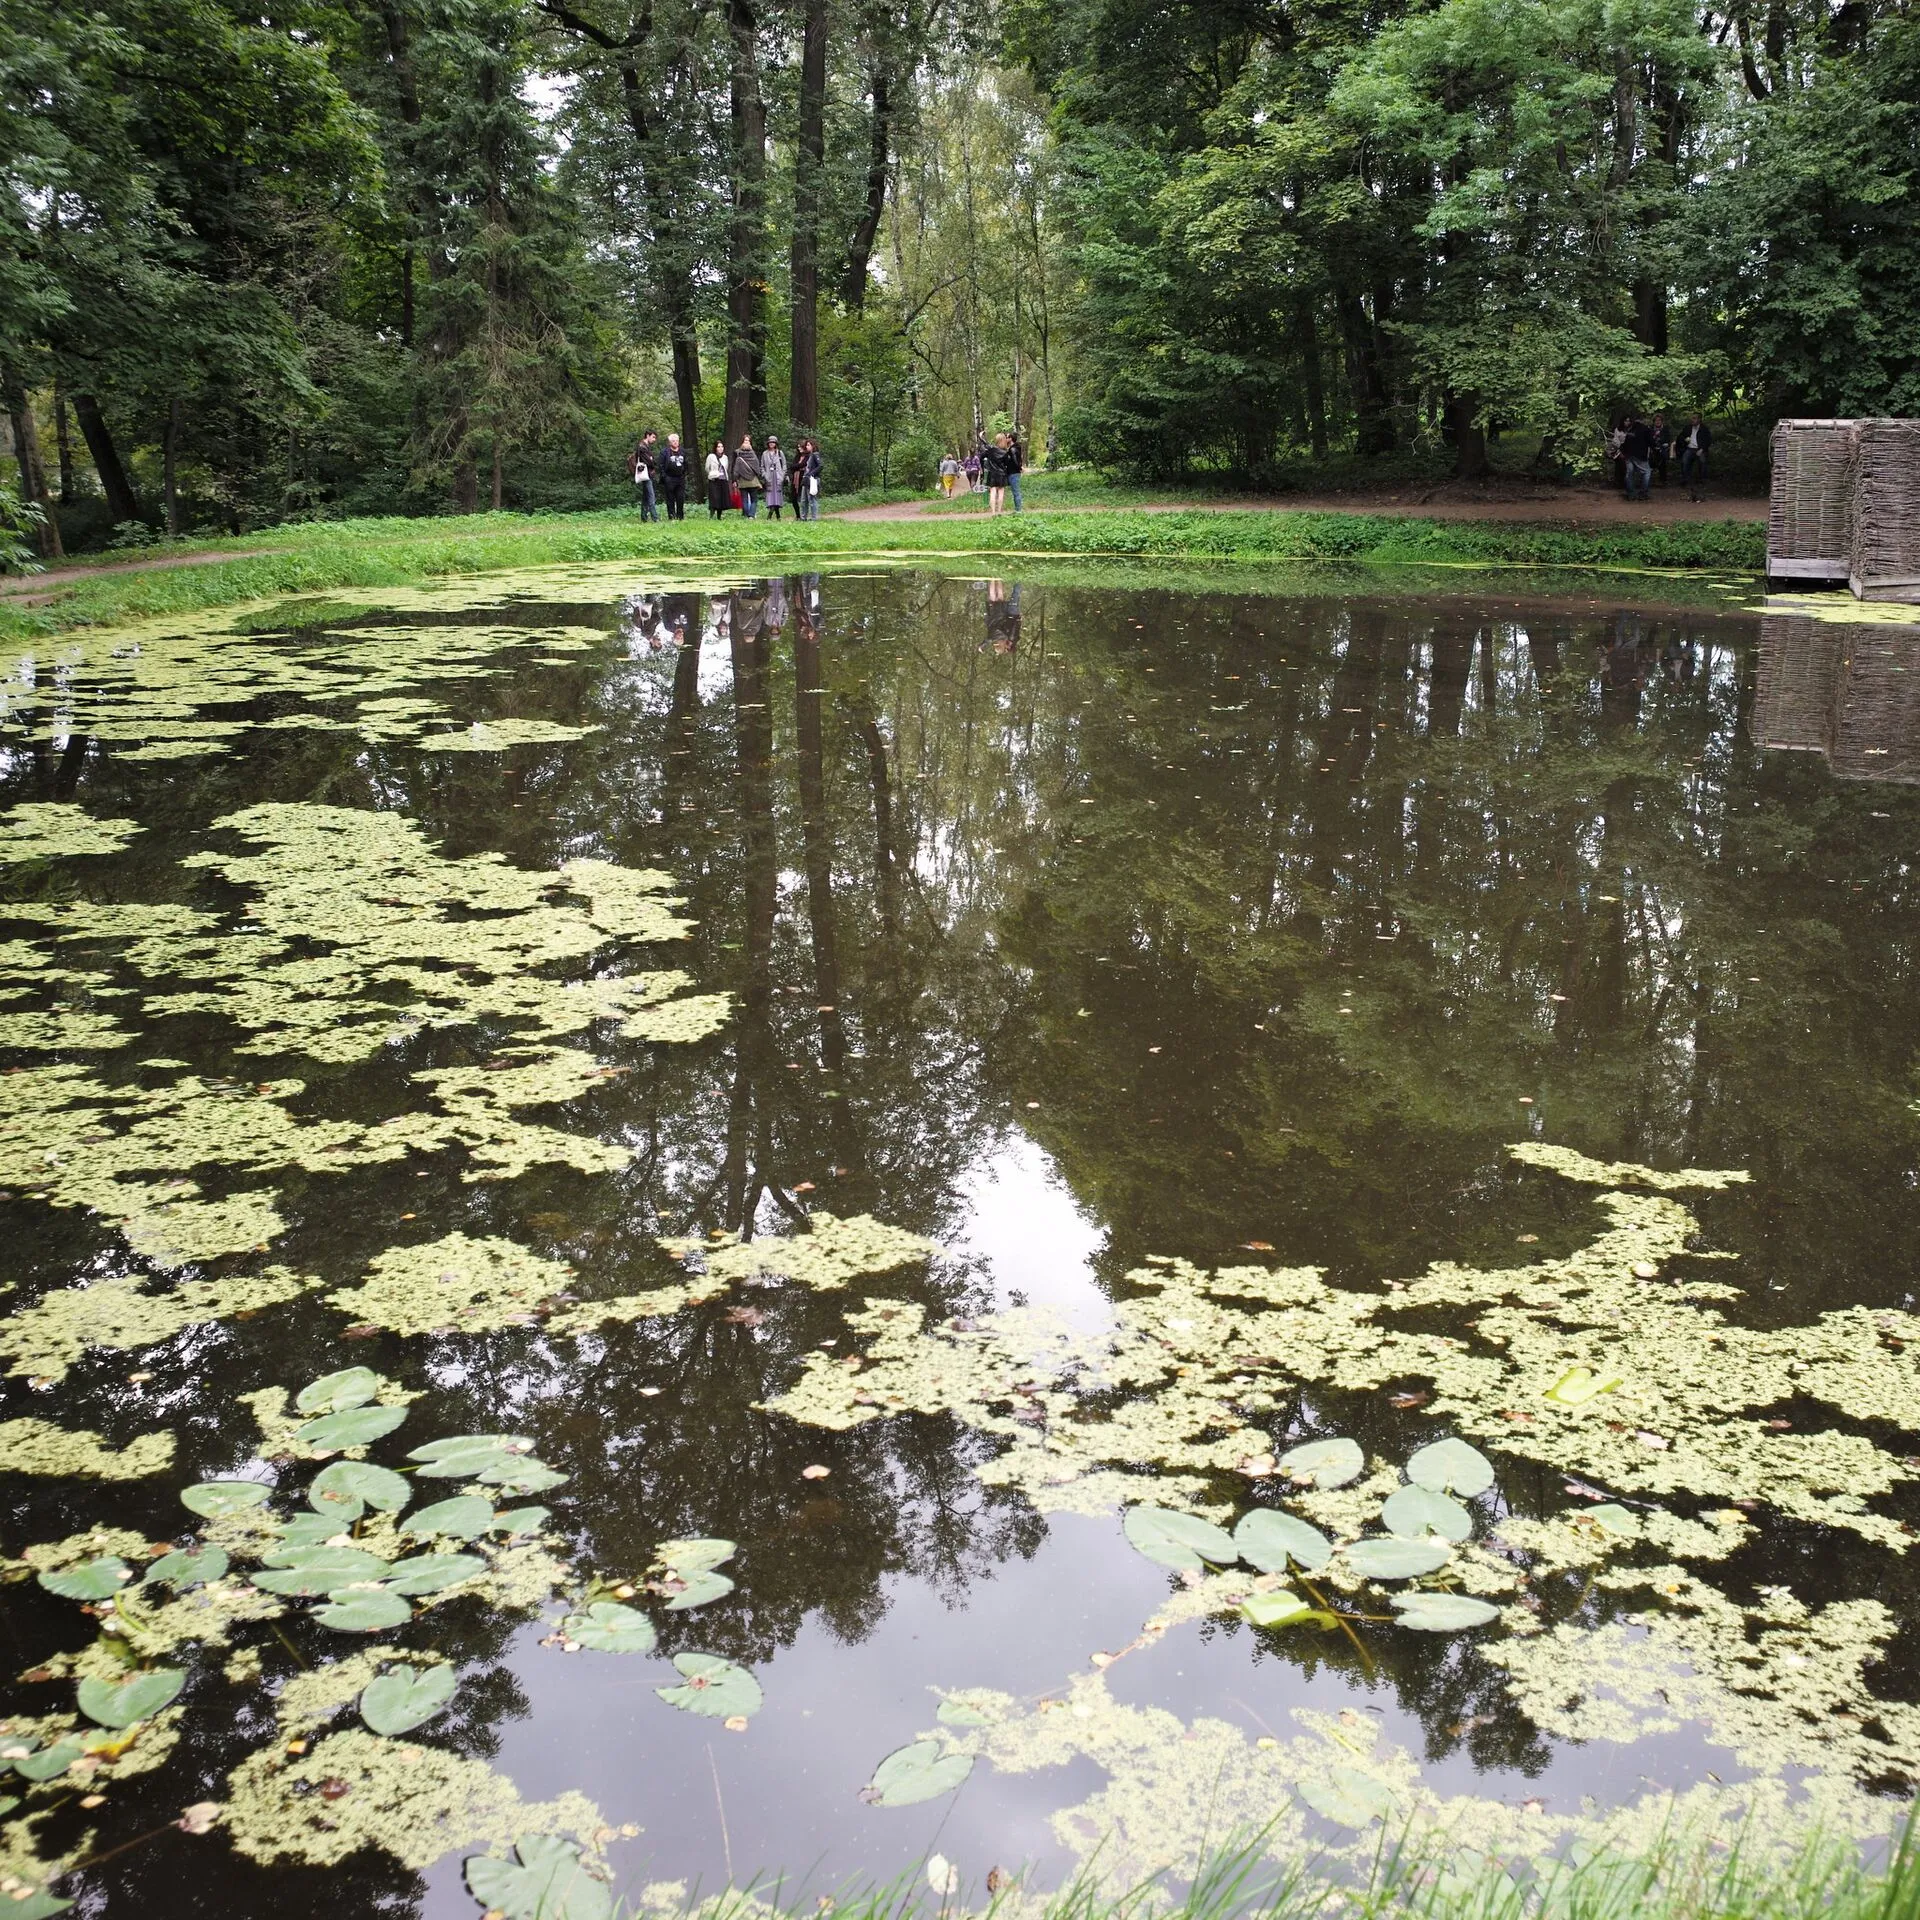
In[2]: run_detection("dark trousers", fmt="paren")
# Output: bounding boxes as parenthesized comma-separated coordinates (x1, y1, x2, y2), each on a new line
(662, 481, 686, 520)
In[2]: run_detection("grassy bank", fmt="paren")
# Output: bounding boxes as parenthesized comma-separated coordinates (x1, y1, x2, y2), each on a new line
(0, 506, 1765, 640)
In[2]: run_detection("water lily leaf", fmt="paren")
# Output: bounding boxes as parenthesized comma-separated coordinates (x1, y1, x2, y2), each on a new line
(360, 1663, 456, 1736)
(1240, 1589, 1313, 1628)
(292, 1405, 408, 1451)
(936, 1700, 991, 1727)
(1278, 1438, 1364, 1488)
(655, 1537, 736, 1573)
(1233, 1508, 1333, 1573)
(1579, 1503, 1640, 1537)
(146, 1546, 229, 1589)
(868, 1740, 974, 1807)
(0, 1890, 69, 1919)
(1392, 1592, 1502, 1632)
(657, 1652, 761, 1719)
(465, 1836, 614, 1920)
(383, 1552, 485, 1596)
(1543, 1365, 1622, 1408)
(310, 1460, 412, 1520)
(474, 1456, 567, 1494)
(491, 1506, 550, 1536)
(1122, 1505, 1236, 1572)
(663, 1569, 734, 1611)
(295, 1367, 381, 1415)
(38, 1555, 130, 1601)
(1406, 1437, 1495, 1497)
(275, 1513, 343, 1549)
(404, 1496, 495, 1541)
(1383, 1485, 1473, 1542)
(561, 1602, 657, 1653)
(1299, 1765, 1394, 1829)
(78, 1667, 185, 1728)
(181, 1479, 270, 1518)
(409, 1434, 531, 1475)
(313, 1587, 413, 1631)
(252, 1546, 386, 1594)
(1344, 1537, 1452, 1580)
(13, 1741, 84, 1781)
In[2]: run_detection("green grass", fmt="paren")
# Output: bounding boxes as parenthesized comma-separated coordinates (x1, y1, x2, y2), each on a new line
(620, 1819, 1920, 1920)
(0, 504, 1765, 641)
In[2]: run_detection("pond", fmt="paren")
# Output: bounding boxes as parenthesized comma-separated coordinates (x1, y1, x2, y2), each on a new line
(2, 563, 1918, 1918)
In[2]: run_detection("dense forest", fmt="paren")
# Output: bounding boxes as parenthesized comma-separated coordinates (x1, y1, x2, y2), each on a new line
(2, 0, 1917, 546)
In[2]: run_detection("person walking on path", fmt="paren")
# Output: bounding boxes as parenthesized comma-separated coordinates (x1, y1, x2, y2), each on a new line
(981, 433, 1015, 516)
(762, 437, 788, 519)
(939, 452, 960, 499)
(705, 441, 732, 518)
(731, 437, 766, 518)
(1006, 431, 1025, 512)
(659, 434, 689, 519)
(1680, 413, 1712, 501)
(1621, 415, 1654, 502)
(629, 432, 659, 521)
(962, 446, 981, 494)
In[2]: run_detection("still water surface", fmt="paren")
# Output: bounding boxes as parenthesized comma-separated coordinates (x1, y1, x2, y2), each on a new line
(2, 567, 1917, 1915)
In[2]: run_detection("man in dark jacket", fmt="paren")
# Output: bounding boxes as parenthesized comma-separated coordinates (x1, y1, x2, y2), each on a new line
(1621, 416, 1654, 501)
(1679, 414, 1711, 501)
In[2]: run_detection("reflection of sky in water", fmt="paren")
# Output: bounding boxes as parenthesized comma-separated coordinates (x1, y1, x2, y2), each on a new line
(951, 1135, 1114, 1334)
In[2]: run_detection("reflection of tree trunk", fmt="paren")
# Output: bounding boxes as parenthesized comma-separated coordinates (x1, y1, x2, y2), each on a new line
(1427, 625, 1473, 738)
(843, 691, 899, 938)
(725, 592, 777, 1231)
(795, 602, 864, 1178)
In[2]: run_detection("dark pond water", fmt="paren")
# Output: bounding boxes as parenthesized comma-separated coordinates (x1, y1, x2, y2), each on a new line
(2, 566, 1918, 1917)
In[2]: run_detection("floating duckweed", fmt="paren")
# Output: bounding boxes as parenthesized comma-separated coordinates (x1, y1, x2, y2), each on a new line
(418, 718, 601, 751)
(326, 1233, 575, 1337)
(0, 1267, 317, 1383)
(0, 1418, 174, 1480)
(1506, 1143, 1751, 1191)
(222, 1728, 605, 1870)
(0, 804, 142, 863)
(665, 1212, 935, 1293)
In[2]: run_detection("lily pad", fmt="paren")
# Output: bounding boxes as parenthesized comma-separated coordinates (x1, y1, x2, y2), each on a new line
(1122, 1505, 1237, 1572)
(1392, 1592, 1502, 1633)
(1343, 1537, 1453, 1580)
(868, 1740, 974, 1807)
(1579, 1502, 1640, 1537)
(146, 1545, 229, 1589)
(310, 1460, 412, 1519)
(14, 1741, 85, 1783)
(1299, 1764, 1395, 1828)
(404, 1496, 496, 1542)
(561, 1602, 657, 1654)
(313, 1587, 413, 1632)
(360, 1663, 457, 1736)
(655, 1537, 736, 1573)
(935, 1699, 991, 1727)
(1233, 1508, 1333, 1573)
(409, 1434, 532, 1476)
(181, 1479, 271, 1518)
(465, 1836, 614, 1920)
(475, 1456, 567, 1494)
(663, 1569, 734, 1611)
(656, 1652, 762, 1719)
(37, 1555, 131, 1601)
(1382, 1485, 1473, 1542)
(492, 1506, 550, 1536)
(382, 1552, 486, 1596)
(292, 1405, 408, 1451)
(275, 1513, 344, 1549)
(1278, 1437, 1365, 1488)
(1240, 1589, 1313, 1628)
(295, 1367, 382, 1414)
(78, 1667, 185, 1728)
(1406, 1437, 1495, 1498)
(1543, 1364, 1622, 1408)
(252, 1545, 387, 1595)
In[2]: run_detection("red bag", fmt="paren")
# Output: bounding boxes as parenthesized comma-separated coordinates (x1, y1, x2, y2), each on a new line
(730, 487, 743, 510)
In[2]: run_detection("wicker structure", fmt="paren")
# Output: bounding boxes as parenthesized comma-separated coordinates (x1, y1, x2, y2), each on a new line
(1754, 611, 1920, 783)
(1767, 419, 1858, 582)
(1847, 418, 1920, 602)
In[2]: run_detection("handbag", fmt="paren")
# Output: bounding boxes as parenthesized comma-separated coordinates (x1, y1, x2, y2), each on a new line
(730, 487, 743, 510)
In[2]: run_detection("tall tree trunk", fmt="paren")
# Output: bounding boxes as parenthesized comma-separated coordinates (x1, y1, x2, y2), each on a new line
(725, 0, 768, 447)
(1334, 291, 1393, 455)
(491, 438, 504, 510)
(399, 245, 415, 347)
(671, 328, 701, 448)
(789, 0, 828, 428)
(53, 384, 75, 506)
(72, 392, 139, 524)
(840, 62, 891, 312)
(1445, 389, 1489, 479)
(1296, 299, 1328, 457)
(3, 371, 64, 559)
(163, 395, 182, 535)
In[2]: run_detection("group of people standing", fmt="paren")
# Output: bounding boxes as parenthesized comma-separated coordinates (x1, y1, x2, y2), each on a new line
(1606, 411, 1712, 502)
(938, 431, 1025, 515)
(626, 431, 823, 522)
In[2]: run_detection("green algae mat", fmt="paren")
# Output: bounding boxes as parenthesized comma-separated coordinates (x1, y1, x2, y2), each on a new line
(1, 566, 1919, 1917)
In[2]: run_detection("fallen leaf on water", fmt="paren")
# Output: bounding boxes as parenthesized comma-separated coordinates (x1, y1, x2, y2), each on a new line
(801, 1465, 831, 1480)
(793, 1181, 816, 1193)
(725, 1306, 764, 1327)
(1090, 1651, 1118, 1669)
(1516, 1234, 1539, 1245)
(724, 1715, 749, 1732)
(178, 1802, 222, 1834)
(1236, 1453, 1277, 1477)
(1636, 1431, 1670, 1450)
(1390, 1390, 1432, 1410)
(1240, 1241, 1275, 1252)
(987, 1869, 1006, 1895)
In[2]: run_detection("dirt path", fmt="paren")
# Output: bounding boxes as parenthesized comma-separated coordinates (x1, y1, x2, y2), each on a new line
(837, 489, 1768, 526)
(0, 547, 271, 599)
